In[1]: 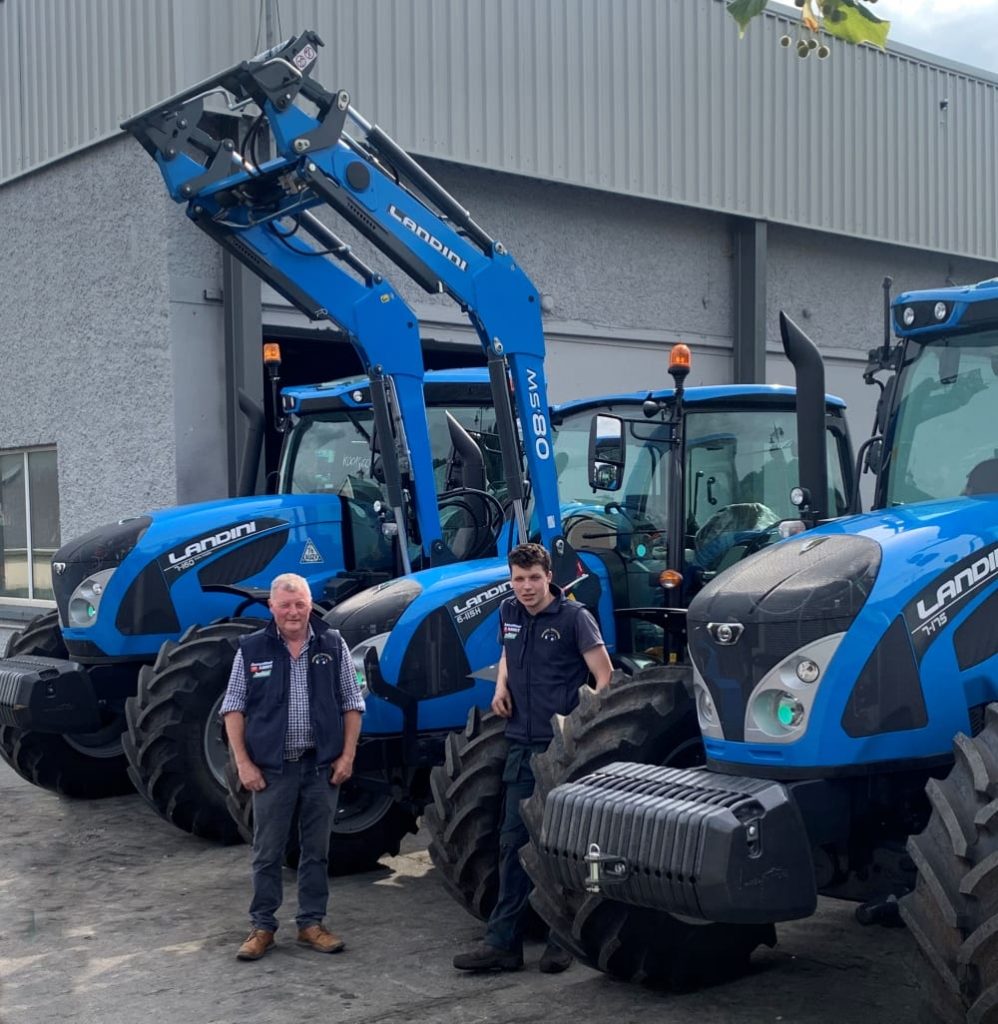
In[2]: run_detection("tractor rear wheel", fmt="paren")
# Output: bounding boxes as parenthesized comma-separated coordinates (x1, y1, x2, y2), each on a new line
(0, 611, 133, 798)
(122, 618, 261, 843)
(900, 703, 998, 1024)
(423, 706, 509, 921)
(520, 668, 776, 988)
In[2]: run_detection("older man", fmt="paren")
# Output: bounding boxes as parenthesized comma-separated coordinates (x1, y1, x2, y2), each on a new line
(221, 572, 364, 961)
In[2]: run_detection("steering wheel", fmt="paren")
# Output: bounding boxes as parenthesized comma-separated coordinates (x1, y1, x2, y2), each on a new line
(694, 503, 780, 572)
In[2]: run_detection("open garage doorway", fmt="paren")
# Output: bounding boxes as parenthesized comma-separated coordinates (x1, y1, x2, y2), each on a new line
(258, 326, 486, 481)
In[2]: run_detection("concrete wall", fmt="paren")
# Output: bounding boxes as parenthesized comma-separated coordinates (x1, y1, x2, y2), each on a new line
(164, 175, 229, 507)
(0, 139, 177, 540)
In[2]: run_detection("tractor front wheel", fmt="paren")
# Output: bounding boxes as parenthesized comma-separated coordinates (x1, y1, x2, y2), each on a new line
(0, 611, 133, 798)
(122, 618, 261, 843)
(423, 707, 509, 921)
(900, 703, 998, 1024)
(520, 668, 776, 989)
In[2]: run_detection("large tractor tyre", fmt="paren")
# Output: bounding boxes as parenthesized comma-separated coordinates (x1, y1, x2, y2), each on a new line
(225, 762, 421, 875)
(7, 609, 67, 658)
(122, 618, 262, 843)
(900, 704, 998, 1024)
(423, 707, 509, 921)
(0, 611, 133, 798)
(520, 668, 776, 989)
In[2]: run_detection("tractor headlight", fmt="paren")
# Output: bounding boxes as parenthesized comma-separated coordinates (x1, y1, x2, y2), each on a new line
(67, 568, 116, 628)
(775, 692, 805, 729)
(696, 684, 718, 729)
(691, 659, 724, 740)
(744, 632, 845, 744)
(749, 690, 807, 737)
(795, 658, 820, 684)
(350, 632, 390, 698)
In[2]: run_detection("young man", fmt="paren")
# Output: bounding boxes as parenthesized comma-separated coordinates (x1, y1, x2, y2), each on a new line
(453, 543, 613, 974)
(221, 572, 364, 961)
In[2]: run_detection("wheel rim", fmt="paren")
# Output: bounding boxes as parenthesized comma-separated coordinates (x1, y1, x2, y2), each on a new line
(203, 690, 230, 788)
(65, 716, 126, 759)
(333, 775, 395, 835)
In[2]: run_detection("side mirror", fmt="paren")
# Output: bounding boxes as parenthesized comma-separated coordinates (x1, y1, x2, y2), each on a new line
(588, 414, 625, 492)
(865, 437, 883, 475)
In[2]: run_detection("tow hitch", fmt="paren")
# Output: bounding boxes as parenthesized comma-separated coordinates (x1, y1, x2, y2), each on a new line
(584, 842, 631, 893)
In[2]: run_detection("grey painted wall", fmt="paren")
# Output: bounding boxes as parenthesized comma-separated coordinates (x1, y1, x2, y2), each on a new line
(0, 139, 177, 541)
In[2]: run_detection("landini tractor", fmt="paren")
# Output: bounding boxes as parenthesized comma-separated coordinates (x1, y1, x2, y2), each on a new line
(424, 320, 854, 923)
(522, 279, 998, 1023)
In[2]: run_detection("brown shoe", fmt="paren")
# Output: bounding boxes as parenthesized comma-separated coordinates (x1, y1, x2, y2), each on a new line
(297, 923, 345, 954)
(236, 928, 275, 961)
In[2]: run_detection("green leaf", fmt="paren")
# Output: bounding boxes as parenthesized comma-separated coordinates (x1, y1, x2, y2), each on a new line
(726, 0, 769, 38)
(820, 0, 890, 48)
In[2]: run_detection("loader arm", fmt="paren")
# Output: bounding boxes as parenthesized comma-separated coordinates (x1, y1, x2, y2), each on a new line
(123, 55, 449, 567)
(122, 30, 573, 579)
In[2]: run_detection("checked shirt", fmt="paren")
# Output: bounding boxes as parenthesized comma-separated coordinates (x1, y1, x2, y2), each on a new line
(220, 626, 365, 760)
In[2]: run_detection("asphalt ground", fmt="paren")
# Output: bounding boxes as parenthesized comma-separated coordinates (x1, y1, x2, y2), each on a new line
(0, 766, 923, 1024)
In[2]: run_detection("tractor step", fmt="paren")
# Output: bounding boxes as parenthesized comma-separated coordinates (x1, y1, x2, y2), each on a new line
(536, 761, 817, 924)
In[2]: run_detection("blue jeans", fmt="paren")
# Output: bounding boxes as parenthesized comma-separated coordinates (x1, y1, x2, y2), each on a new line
(484, 741, 548, 954)
(249, 751, 340, 932)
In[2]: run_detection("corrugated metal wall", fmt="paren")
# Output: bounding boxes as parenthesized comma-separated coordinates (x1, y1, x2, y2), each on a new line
(2, 0, 996, 260)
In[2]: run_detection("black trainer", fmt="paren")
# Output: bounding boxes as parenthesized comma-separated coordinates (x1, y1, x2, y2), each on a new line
(453, 943, 524, 972)
(538, 942, 573, 974)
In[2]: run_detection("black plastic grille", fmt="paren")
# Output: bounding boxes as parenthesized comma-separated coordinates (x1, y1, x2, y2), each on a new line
(688, 534, 881, 740)
(842, 615, 927, 737)
(51, 516, 151, 625)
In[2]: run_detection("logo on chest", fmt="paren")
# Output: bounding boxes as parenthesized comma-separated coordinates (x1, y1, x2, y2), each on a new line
(540, 628, 561, 643)
(311, 652, 333, 666)
(502, 622, 522, 642)
(249, 660, 273, 680)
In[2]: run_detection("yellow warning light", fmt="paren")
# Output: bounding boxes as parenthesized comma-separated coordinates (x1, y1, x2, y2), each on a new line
(669, 344, 692, 373)
(263, 342, 282, 365)
(658, 569, 683, 589)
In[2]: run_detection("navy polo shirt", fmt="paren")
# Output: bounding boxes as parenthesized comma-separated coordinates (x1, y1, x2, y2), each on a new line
(499, 584, 605, 744)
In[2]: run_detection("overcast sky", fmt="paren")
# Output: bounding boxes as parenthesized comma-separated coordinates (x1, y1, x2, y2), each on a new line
(870, 0, 998, 75)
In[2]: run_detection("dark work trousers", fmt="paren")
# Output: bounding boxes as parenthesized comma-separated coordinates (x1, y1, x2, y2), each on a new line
(249, 750, 340, 933)
(485, 740, 550, 953)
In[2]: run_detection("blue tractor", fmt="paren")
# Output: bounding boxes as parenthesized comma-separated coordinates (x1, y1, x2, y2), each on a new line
(424, 338, 854, 922)
(521, 279, 998, 1021)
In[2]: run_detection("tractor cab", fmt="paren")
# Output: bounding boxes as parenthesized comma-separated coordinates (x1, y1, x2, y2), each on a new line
(550, 366, 852, 659)
(279, 369, 506, 568)
(874, 309, 998, 507)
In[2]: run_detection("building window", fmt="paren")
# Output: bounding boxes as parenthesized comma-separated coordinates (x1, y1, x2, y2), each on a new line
(0, 447, 60, 600)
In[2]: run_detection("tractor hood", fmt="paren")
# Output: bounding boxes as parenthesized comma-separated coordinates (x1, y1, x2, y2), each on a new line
(689, 495, 998, 760)
(56, 494, 347, 658)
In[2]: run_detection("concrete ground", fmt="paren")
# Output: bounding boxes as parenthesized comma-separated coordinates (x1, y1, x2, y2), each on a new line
(0, 766, 923, 1024)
